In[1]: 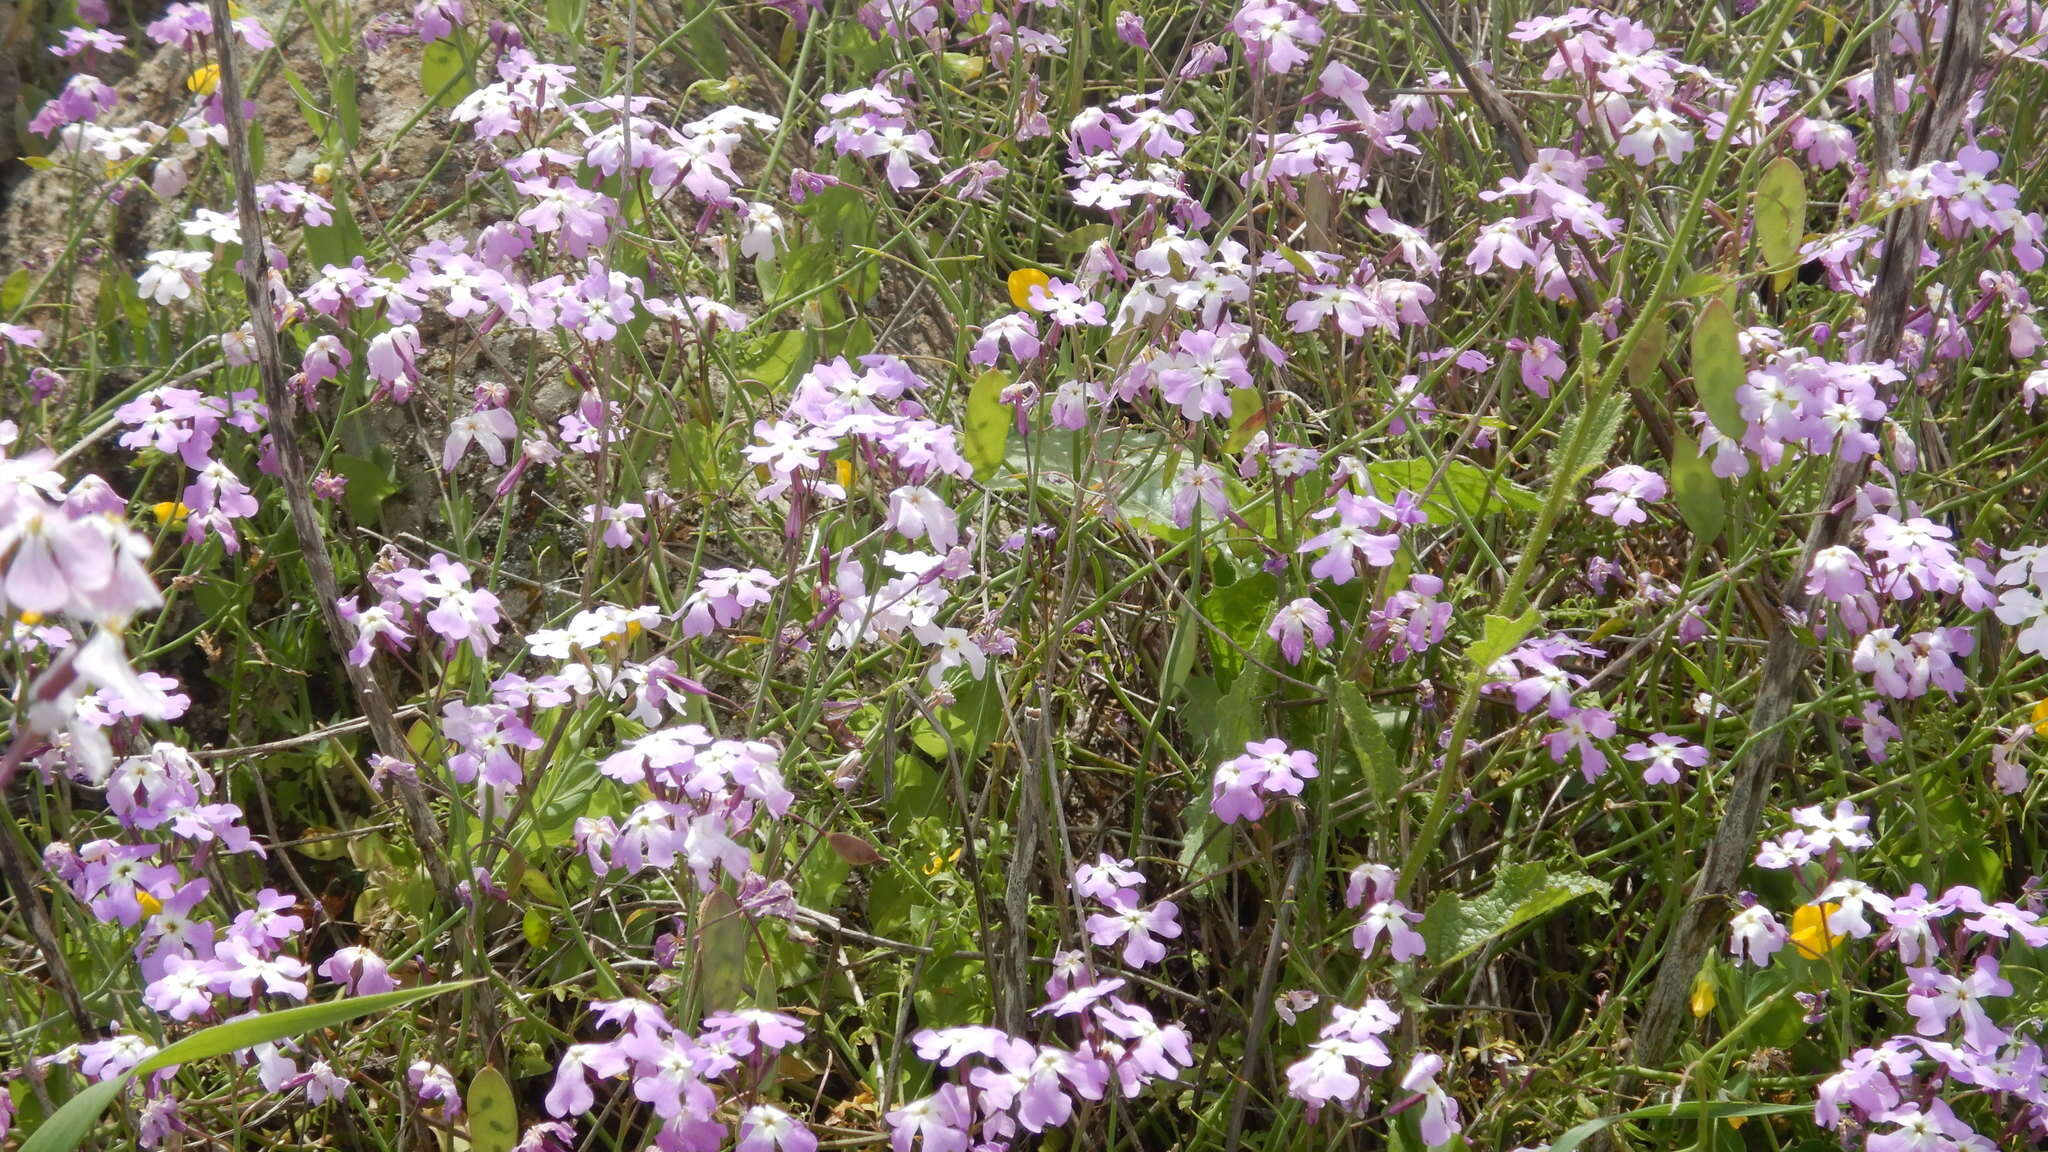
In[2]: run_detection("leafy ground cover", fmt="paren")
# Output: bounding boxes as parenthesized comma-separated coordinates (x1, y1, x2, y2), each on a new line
(6, 1, 2048, 1150)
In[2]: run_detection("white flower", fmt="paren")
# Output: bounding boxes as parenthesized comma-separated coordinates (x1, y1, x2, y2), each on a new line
(137, 250, 213, 306)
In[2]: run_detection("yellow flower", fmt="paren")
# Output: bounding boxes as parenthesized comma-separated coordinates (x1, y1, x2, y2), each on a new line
(186, 64, 220, 95)
(17, 611, 43, 626)
(152, 501, 192, 527)
(923, 845, 963, 876)
(836, 458, 854, 491)
(1007, 268, 1050, 311)
(1790, 902, 1843, 959)
(136, 889, 163, 919)
(2032, 698, 2048, 735)
(1690, 969, 1716, 1018)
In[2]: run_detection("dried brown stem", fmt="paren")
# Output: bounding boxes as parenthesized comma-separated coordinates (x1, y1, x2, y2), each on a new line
(204, 0, 457, 910)
(1624, 0, 1986, 1083)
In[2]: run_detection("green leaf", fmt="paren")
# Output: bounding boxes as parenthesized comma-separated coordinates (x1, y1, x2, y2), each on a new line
(2, 268, 31, 314)
(1467, 608, 1540, 671)
(1670, 434, 1725, 541)
(1223, 388, 1271, 455)
(1055, 223, 1110, 255)
(1625, 319, 1665, 389)
(467, 1067, 519, 1152)
(1754, 155, 1807, 272)
(330, 451, 401, 527)
(1548, 394, 1630, 488)
(1418, 863, 1607, 968)
(547, 0, 587, 37)
(420, 40, 475, 106)
(1365, 459, 1542, 522)
(333, 72, 360, 152)
(302, 191, 366, 270)
(695, 888, 749, 1013)
(963, 369, 1011, 481)
(1202, 571, 1277, 681)
(1548, 1102, 1807, 1152)
(1674, 270, 1731, 299)
(1333, 679, 1401, 804)
(730, 327, 811, 390)
(1692, 298, 1747, 441)
(25, 983, 475, 1152)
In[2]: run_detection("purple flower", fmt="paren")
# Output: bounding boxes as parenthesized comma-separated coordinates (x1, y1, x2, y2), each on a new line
(144, 953, 220, 1020)
(317, 946, 398, 996)
(1543, 706, 1617, 780)
(884, 1084, 972, 1152)
(1072, 854, 1144, 903)
(1267, 598, 1333, 665)
(1398, 1053, 1463, 1147)
(1084, 892, 1182, 968)
(1586, 465, 1667, 526)
(1210, 739, 1319, 824)
(1907, 955, 2013, 1052)
(1621, 734, 1708, 786)
(736, 1105, 815, 1152)
(1352, 899, 1425, 962)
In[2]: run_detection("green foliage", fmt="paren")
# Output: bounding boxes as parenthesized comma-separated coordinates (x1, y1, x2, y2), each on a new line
(1419, 863, 1608, 968)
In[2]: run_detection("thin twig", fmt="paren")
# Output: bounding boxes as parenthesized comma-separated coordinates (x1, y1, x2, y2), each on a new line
(204, 0, 457, 909)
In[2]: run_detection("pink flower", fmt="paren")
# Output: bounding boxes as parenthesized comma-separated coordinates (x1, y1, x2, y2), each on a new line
(1267, 598, 1333, 665)
(1906, 955, 2011, 1051)
(1586, 465, 1667, 526)
(1615, 105, 1694, 166)
(885, 1085, 972, 1152)
(1621, 734, 1708, 786)
(1399, 1054, 1463, 1147)
(444, 407, 519, 472)
(736, 1105, 816, 1152)
(582, 502, 647, 549)
(1352, 899, 1424, 962)
(316, 945, 399, 996)
(1084, 892, 1181, 968)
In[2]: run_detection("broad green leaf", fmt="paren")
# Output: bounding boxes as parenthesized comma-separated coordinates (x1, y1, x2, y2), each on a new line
(1692, 299, 1747, 441)
(1467, 608, 1540, 671)
(1548, 1102, 1806, 1152)
(1418, 863, 1607, 968)
(25, 983, 475, 1152)
(1671, 434, 1725, 541)
(421, 40, 474, 106)
(963, 369, 1012, 481)
(1674, 269, 1731, 299)
(1754, 155, 1807, 273)
(1625, 319, 1665, 389)
(695, 888, 749, 1013)
(2, 268, 32, 314)
(1366, 459, 1542, 522)
(1201, 571, 1277, 681)
(1223, 388, 1270, 454)
(247, 118, 267, 180)
(467, 1067, 519, 1152)
(330, 451, 401, 527)
(730, 327, 811, 390)
(333, 72, 360, 152)
(1055, 223, 1111, 255)
(1333, 679, 1401, 804)
(547, 0, 587, 38)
